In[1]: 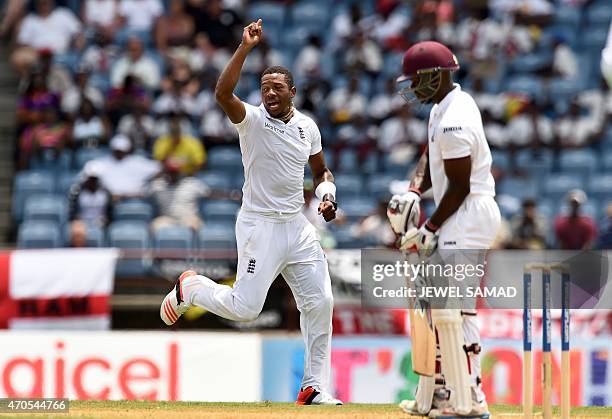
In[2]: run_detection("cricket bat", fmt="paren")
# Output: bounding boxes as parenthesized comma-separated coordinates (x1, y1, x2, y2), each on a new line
(410, 300, 436, 376)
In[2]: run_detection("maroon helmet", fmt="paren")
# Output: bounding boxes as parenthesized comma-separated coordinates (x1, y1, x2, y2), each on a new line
(397, 41, 459, 104)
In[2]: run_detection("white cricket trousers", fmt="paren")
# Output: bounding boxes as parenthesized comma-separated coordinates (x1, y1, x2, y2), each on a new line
(191, 209, 334, 391)
(416, 194, 501, 409)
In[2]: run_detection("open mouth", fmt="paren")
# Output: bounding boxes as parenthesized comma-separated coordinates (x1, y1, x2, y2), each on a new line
(266, 100, 280, 110)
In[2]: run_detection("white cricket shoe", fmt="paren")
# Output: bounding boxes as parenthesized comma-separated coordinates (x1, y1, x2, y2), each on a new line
(428, 400, 490, 418)
(296, 386, 343, 405)
(160, 270, 201, 325)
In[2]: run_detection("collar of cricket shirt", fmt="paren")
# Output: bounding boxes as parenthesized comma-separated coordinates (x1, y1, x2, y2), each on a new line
(432, 83, 461, 119)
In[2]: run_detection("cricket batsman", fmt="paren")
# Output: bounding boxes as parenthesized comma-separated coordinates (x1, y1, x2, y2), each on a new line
(388, 41, 501, 417)
(159, 19, 342, 405)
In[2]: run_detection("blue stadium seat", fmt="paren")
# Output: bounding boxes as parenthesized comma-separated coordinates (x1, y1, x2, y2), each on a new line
(491, 150, 511, 172)
(537, 199, 556, 219)
(515, 149, 554, 175)
(208, 147, 243, 171)
(367, 175, 398, 198)
(554, 5, 582, 26)
(248, 2, 286, 27)
(585, 4, 612, 26)
(334, 174, 363, 198)
(382, 154, 410, 177)
(579, 27, 609, 52)
(232, 172, 245, 190)
(540, 25, 579, 49)
(57, 171, 80, 196)
(334, 226, 370, 249)
(198, 224, 236, 249)
(153, 226, 195, 253)
(23, 194, 68, 225)
(289, 2, 329, 27)
(542, 174, 584, 201)
(113, 200, 154, 222)
(63, 223, 105, 247)
(505, 76, 544, 98)
(548, 78, 580, 104)
(509, 52, 552, 74)
(17, 221, 62, 249)
(559, 149, 598, 175)
(108, 221, 151, 276)
(74, 148, 110, 170)
(496, 194, 522, 219)
(341, 197, 376, 223)
(338, 150, 359, 173)
(30, 149, 72, 172)
(587, 174, 612, 200)
(498, 177, 539, 200)
(197, 171, 233, 191)
(200, 200, 240, 224)
(601, 153, 612, 172)
(281, 25, 312, 49)
(12, 171, 55, 220)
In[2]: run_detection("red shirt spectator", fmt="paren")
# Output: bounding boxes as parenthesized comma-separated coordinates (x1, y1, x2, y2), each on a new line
(554, 189, 598, 249)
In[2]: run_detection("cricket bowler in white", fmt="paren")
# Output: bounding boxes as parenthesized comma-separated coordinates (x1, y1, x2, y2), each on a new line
(388, 41, 500, 417)
(160, 19, 342, 406)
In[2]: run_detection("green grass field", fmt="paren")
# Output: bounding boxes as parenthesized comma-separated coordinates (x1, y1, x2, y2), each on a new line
(1, 401, 611, 419)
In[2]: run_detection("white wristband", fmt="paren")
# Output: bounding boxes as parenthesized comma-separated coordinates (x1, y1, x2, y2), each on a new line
(315, 181, 336, 201)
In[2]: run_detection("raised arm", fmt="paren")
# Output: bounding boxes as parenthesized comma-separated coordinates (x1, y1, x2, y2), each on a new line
(215, 19, 262, 124)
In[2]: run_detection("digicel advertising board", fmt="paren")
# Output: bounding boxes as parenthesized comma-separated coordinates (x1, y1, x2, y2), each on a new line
(0, 332, 261, 401)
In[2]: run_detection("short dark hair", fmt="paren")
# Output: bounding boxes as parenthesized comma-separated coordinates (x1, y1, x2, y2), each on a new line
(261, 66, 294, 88)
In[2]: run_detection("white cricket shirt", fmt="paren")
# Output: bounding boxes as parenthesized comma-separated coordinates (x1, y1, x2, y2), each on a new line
(427, 84, 496, 206)
(233, 103, 322, 216)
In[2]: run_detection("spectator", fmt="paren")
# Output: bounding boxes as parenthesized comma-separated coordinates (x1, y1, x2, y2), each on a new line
(147, 159, 210, 232)
(368, 77, 405, 122)
(327, 76, 367, 124)
(186, 0, 242, 48)
(111, 37, 161, 91)
(118, 0, 163, 32)
(505, 99, 554, 149)
(12, 0, 82, 74)
(38, 48, 72, 94)
(61, 64, 105, 116)
(554, 99, 605, 148)
(153, 76, 199, 118)
(550, 36, 577, 80)
(19, 105, 70, 169)
(92, 134, 161, 200)
(378, 105, 426, 163)
(17, 67, 60, 127)
(81, 0, 122, 38)
(244, 38, 283, 78)
(106, 75, 151, 126)
(351, 199, 396, 247)
(81, 31, 121, 76)
(153, 114, 206, 175)
(330, 3, 366, 51)
(364, 0, 410, 47)
(117, 102, 156, 152)
(189, 32, 231, 74)
(0, 0, 27, 38)
(200, 107, 237, 148)
(343, 31, 383, 79)
(554, 189, 597, 250)
(335, 114, 378, 167)
(155, 0, 195, 57)
(597, 203, 612, 249)
(68, 162, 113, 247)
(72, 98, 111, 149)
(294, 35, 323, 80)
(602, 20, 612, 89)
(509, 198, 548, 249)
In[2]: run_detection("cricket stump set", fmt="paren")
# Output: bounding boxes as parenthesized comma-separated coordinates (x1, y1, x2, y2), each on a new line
(523, 263, 571, 419)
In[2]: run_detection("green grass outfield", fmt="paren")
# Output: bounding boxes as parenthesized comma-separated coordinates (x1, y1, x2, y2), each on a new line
(1, 401, 611, 419)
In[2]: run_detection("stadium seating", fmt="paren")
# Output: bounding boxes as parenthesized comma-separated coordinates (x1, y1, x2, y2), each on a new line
(153, 226, 196, 254)
(341, 197, 376, 223)
(23, 194, 68, 225)
(113, 200, 155, 223)
(108, 221, 151, 276)
(197, 171, 233, 191)
(559, 149, 599, 176)
(587, 174, 612, 200)
(207, 147, 243, 171)
(75, 148, 110, 170)
(17, 221, 62, 249)
(542, 174, 585, 201)
(200, 200, 240, 224)
(498, 177, 539, 200)
(12, 171, 55, 221)
(334, 174, 364, 198)
(198, 224, 237, 250)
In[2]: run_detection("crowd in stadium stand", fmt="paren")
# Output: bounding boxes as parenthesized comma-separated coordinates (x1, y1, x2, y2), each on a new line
(6, 0, 612, 260)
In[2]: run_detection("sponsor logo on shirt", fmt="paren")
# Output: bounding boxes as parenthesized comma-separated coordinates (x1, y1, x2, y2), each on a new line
(264, 121, 285, 135)
(298, 127, 306, 141)
(442, 126, 462, 134)
(443, 241, 457, 246)
(247, 258, 256, 274)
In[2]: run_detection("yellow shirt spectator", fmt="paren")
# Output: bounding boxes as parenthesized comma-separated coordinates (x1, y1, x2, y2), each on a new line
(153, 133, 206, 175)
